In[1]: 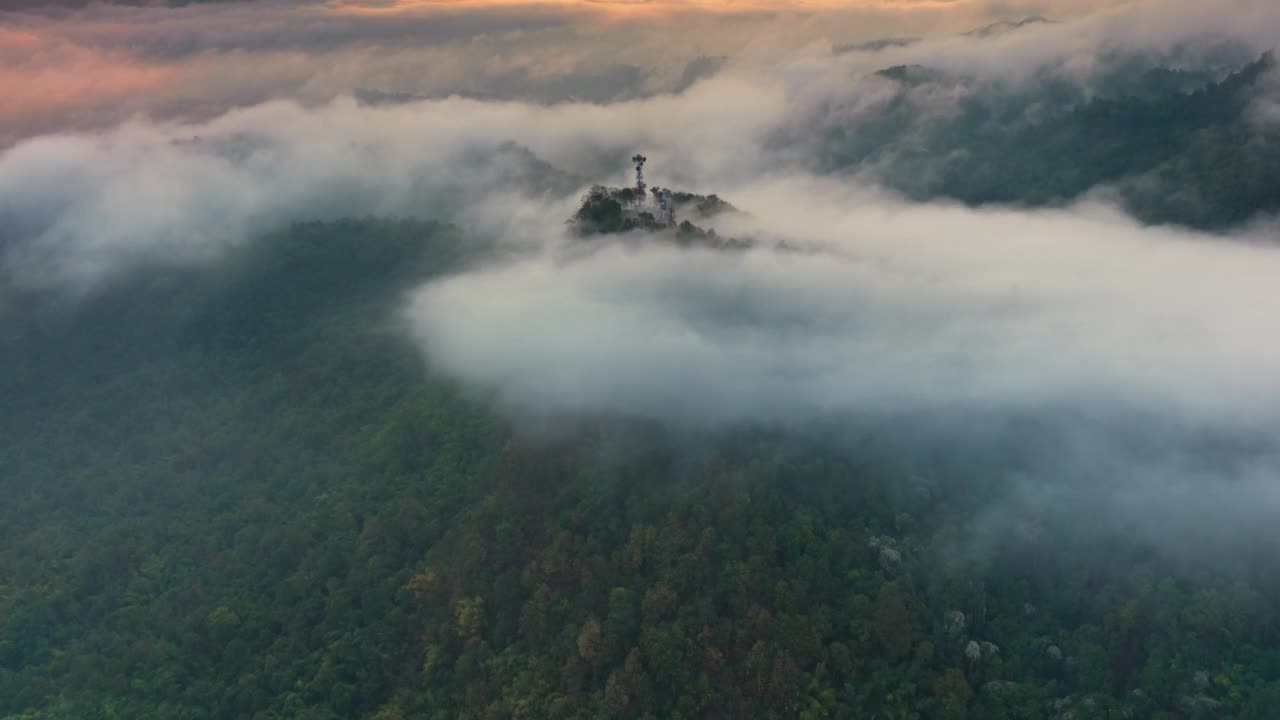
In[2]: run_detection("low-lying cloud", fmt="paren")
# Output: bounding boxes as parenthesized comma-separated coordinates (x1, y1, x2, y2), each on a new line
(406, 181, 1280, 428)
(0, 65, 791, 290)
(401, 174, 1280, 564)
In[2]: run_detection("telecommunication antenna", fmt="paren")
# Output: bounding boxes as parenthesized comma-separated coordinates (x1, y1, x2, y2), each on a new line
(631, 154, 647, 204)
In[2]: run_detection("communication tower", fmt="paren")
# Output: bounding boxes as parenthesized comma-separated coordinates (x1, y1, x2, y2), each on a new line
(632, 154, 647, 205)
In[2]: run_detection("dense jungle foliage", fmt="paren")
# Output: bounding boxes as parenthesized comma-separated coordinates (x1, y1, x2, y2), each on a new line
(3, 217, 1280, 720)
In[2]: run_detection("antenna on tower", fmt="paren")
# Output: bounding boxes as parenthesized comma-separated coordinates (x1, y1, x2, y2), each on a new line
(632, 154, 647, 205)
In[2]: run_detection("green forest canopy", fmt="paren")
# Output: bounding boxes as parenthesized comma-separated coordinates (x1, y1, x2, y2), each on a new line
(3, 218, 1280, 720)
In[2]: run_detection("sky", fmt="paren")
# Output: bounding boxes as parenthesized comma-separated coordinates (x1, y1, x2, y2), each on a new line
(5, 0, 1279, 148)
(0, 0, 1145, 145)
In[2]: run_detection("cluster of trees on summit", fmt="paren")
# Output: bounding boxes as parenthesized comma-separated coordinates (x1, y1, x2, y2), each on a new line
(571, 186, 741, 247)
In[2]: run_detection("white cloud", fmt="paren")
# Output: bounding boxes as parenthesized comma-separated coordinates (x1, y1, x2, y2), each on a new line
(406, 178, 1280, 428)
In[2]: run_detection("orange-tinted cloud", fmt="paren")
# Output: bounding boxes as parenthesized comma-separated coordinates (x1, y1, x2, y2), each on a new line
(0, 26, 178, 141)
(1, 0, 1271, 146)
(327, 0, 1073, 19)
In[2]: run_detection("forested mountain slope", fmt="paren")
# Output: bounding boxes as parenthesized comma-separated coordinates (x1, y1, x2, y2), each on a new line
(797, 53, 1280, 229)
(3, 220, 1280, 719)
(0, 220, 504, 719)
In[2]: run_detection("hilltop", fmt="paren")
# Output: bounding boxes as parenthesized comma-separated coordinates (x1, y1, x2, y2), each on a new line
(570, 185, 748, 249)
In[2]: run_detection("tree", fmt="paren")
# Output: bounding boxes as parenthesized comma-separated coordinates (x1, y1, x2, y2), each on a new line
(873, 585, 913, 661)
(578, 616, 604, 663)
(934, 668, 972, 720)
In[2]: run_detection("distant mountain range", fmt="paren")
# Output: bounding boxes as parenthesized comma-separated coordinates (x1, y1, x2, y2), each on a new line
(964, 16, 1053, 38)
(791, 52, 1279, 229)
